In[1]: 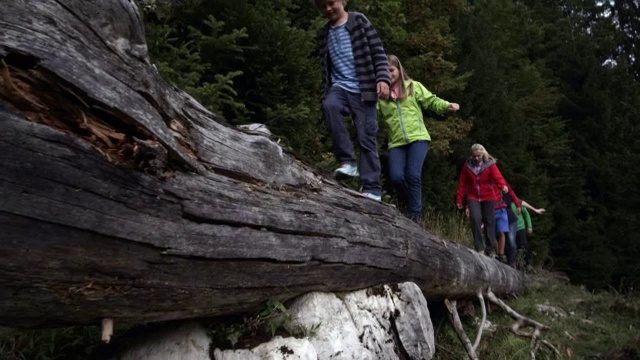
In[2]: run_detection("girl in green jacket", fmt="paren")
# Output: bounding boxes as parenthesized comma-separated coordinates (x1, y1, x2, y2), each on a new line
(377, 55, 459, 221)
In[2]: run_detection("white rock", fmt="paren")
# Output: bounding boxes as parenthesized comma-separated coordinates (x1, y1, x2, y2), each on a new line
(115, 282, 434, 360)
(289, 292, 372, 359)
(213, 348, 260, 360)
(289, 282, 434, 360)
(392, 282, 435, 359)
(342, 287, 397, 359)
(252, 336, 317, 360)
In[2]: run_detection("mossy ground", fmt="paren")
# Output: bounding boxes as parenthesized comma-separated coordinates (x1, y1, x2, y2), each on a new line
(431, 269, 640, 360)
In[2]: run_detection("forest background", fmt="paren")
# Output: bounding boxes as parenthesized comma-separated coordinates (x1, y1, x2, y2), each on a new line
(141, 0, 640, 292)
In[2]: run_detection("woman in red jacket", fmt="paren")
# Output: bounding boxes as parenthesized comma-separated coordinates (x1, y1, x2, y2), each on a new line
(456, 144, 509, 256)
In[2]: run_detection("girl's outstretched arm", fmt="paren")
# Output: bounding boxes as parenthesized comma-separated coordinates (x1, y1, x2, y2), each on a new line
(521, 200, 545, 215)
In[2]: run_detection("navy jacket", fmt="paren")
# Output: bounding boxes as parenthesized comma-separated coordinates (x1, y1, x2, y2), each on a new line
(317, 12, 390, 102)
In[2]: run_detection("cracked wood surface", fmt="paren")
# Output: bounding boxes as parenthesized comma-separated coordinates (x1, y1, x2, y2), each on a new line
(0, 0, 525, 329)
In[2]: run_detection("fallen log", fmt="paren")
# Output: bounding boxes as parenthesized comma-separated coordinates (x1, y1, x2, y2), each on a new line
(0, 0, 525, 329)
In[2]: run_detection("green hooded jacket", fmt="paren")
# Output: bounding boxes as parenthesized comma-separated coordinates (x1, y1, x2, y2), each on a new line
(376, 80, 450, 149)
(511, 202, 532, 230)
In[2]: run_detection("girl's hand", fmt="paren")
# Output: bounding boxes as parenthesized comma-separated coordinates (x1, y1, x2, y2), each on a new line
(449, 103, 460, 112)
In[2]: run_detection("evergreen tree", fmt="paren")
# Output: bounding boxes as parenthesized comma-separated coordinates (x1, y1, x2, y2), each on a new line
(540, 0, 640, 289)
(142, 3, 250, 121)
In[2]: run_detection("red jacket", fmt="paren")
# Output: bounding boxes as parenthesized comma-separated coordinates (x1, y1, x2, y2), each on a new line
(496, 186, 521, 210)
(455, 159, 509, 204)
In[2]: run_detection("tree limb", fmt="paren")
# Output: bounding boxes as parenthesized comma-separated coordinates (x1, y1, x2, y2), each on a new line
(445, 299, 479, 360)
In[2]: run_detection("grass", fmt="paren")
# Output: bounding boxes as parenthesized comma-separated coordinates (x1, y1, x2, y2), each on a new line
(431, 269, 640, 360)
(0, 325, 102, 360)
(421, 207, 474, 248)
(418, 207, 639, 359)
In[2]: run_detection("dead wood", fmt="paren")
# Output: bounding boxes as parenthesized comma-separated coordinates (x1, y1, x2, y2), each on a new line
(0, 0, 526, 329)
(445, 299, 479, 360)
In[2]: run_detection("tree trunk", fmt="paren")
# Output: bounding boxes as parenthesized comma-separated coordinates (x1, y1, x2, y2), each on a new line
(0, 0, 524, 329)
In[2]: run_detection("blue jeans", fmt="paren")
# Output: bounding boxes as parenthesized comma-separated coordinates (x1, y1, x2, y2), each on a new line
(322, 86, 381, 195)
(388, 140, 430, 218)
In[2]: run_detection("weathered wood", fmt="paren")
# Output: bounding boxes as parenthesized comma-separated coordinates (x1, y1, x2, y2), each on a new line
(0, 0, 525, 329)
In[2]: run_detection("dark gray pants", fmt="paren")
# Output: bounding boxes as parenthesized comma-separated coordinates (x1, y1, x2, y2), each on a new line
(516, 229, 532, 266)
(468, 200, 496, 253)
(322, 86, 381, 195)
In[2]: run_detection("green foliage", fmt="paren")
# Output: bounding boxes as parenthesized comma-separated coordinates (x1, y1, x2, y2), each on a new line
(208, 298, 320, 350)
(537, 0, 640, 290)
(209, 320, 247, 348)
(0, 325, 109, 360)
(143, 8, 251, 121)
(253, 299, 291, 338)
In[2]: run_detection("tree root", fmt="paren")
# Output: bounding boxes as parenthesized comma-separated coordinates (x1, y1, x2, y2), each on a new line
(445, 298, 478, 360)
(473, 292, 486, 350)
(446, 289, 560, 359)
(485, 289, 549, 330)
(511, 320, 561, 359)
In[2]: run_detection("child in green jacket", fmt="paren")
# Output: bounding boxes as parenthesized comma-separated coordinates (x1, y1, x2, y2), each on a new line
(510, 200, 545, 271)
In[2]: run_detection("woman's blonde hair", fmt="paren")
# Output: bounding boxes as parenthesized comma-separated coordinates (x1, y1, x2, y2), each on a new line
(470, 143, 496, 162)
(388, 54, 413, 100)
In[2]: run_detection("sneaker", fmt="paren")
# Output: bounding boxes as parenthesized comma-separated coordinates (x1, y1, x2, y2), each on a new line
(334, 164, 359, 179)
(362, 193, 381, 201)
(498, 254, 507, 263)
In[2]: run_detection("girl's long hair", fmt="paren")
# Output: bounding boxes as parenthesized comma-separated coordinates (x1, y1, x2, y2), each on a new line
(388, 54, 413, 100)
(470, 143, 496, 163)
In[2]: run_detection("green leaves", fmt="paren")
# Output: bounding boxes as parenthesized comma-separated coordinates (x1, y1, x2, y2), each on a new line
(143, 8, 250, 122)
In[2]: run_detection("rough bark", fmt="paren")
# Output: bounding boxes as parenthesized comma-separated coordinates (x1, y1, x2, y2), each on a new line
(0, 0, 525, 329)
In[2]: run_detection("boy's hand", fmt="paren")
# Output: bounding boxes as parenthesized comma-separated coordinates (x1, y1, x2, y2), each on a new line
(527, 228, 533, 234)
(449, 103, 460, 112)
(377, 82, 389, 100)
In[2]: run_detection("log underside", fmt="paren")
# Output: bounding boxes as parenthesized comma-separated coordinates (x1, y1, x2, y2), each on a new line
(0, 0, 525, 329)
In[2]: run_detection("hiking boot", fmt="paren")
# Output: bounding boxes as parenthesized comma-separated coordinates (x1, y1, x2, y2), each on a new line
(362, 192, 381, 202)
(334, 164, 359, 180)
(498, 254, 507, 263)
